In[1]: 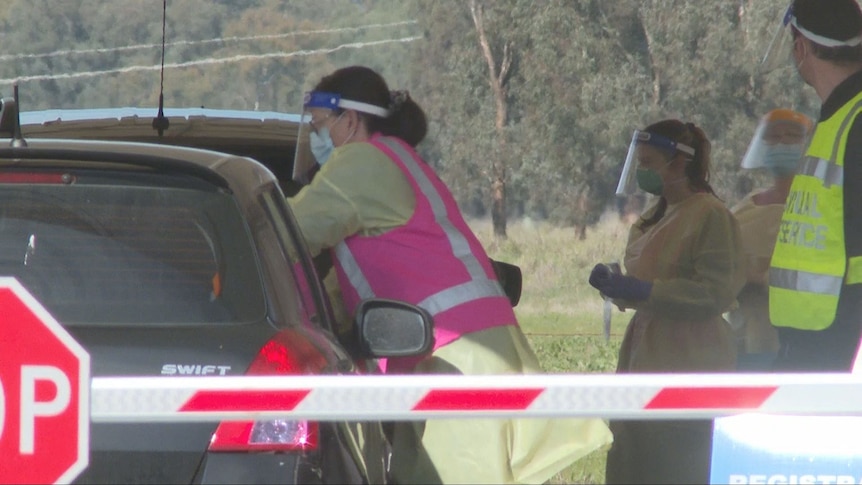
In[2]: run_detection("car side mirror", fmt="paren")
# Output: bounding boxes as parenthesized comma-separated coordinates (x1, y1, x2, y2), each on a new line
(491, 259, 522, 307)
(353, 298, 434, 358)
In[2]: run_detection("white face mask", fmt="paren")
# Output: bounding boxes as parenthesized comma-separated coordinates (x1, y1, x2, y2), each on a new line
(309, 112, 354, 166)
(310, 127, 334, 166)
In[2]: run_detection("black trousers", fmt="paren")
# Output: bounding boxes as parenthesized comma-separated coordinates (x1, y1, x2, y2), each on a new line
(773, 333, 857, 372)
(605, 419, 714, 485)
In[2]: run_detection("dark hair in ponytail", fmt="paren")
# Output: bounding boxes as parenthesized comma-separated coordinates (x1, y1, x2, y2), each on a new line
(313, 65, 428, 147)
(637, 119, 716, 230)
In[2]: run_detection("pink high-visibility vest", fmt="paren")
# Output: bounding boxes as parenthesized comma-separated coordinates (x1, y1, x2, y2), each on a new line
(332, 135, 517, 373)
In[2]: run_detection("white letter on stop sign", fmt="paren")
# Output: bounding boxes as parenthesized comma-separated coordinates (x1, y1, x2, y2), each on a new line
(20, 365, 71, 454)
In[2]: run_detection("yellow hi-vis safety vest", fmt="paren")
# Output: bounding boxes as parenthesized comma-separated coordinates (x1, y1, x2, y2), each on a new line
(769, 92, 862, 330)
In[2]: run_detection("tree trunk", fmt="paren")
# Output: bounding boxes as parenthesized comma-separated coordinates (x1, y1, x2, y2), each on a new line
(491, 176, 507, 237)
(637, 6, 662, 107)
(574, 224, 587, 241)
(470, 0, 512, 239)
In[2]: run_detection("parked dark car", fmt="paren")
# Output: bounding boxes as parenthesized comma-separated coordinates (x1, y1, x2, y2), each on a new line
(1, 98, 433, 484)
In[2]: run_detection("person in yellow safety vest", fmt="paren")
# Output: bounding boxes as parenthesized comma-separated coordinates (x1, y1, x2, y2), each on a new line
(590, 119, 745, 484)
(289, 65, 612, 485)
(727, 109, 814, 371)
(761, 0, 862, 371)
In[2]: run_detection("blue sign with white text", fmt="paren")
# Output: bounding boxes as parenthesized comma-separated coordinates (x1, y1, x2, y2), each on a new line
(710, 415, 862, 484)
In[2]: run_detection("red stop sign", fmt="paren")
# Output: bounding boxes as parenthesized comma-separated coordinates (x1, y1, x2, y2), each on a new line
(0, 277, 90, 484)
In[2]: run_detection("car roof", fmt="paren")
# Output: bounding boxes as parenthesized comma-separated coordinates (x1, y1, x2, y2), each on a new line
(0, 137, 279, 191)
(20, 107, 302, 124)
(19, 107, 302, 143)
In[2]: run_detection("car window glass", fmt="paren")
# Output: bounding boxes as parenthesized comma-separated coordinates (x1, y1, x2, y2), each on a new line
(258, 188, 331, 333)
(0, 170, 267, 326)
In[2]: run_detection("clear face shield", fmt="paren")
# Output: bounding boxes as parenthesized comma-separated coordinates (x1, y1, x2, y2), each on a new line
(760, 2, 862, 75)
(290, 92, 340, 185)
(291, 111, 317, 185)
(290, 91, 391, 186)
(616, 130, 695, 196)
(759, 3, 796, 75)
(740, 109, 813, 176)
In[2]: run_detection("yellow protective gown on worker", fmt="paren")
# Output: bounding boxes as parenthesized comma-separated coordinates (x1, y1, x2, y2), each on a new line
(615, 192, 745, 372)
(726, 190, 782, 355)
(606, 192, 745, 484)
(289, 142, 612, 485)
(390, 325, 613, 484)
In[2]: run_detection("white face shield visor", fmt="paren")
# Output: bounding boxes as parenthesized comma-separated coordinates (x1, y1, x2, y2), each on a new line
(740, 109, 813, 176)
(760, 2, 862, 74)
(615, 130, 695, 196)
(291, 109, 317, 185)
(290, 91, 390, 185)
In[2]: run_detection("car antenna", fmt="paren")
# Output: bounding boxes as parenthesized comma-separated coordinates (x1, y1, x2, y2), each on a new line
(151, 0, 169, 137)
(11, 83, 27, 148)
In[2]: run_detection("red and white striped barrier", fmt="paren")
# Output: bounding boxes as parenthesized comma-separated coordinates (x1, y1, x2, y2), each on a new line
(91, 373, 862, 422)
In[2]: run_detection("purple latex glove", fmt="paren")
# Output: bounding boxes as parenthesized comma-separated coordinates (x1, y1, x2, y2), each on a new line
(599, 273, 652, 301)
(588, 263, 612, 289)
(589, 264, 652, 301)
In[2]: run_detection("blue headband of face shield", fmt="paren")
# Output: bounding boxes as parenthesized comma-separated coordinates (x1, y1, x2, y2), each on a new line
(781, 3, 794, 28)
(615, 130, 695, 196)
(635, 131, 695, 158)
(303, 91, 390, 117)
(304, 91, 341, 110)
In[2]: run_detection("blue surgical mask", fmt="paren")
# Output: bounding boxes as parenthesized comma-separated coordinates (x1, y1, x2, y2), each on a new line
(310, 127, 334, 166)
(763, 143, 804, 177)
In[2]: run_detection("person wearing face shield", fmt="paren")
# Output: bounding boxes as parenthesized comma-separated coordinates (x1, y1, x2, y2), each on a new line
(589, 120, 745, 484)
(288, 66, 611, 485)
(760, 0, 862, 372)
(726, 109, 814, 372)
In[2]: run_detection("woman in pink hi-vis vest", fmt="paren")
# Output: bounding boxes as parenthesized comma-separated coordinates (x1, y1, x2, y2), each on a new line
(288, 65, 611, 485)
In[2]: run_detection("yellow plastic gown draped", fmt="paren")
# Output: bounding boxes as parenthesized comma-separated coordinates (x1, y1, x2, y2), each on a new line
(727, 190, 782, 354)
(616, 193, 745, 372)
(390, 325, 613, 485)
(290, 142, 612, 484)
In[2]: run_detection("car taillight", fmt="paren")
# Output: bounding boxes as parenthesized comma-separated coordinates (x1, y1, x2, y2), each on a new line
(0, 172, 75, 184)
(208, 329, 329, 452)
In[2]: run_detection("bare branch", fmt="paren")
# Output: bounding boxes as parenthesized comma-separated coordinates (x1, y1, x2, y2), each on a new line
(470, 0, 499, 85)
(499, 41, 513, 85)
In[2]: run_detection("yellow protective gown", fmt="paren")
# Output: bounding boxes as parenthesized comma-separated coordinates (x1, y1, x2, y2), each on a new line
(289, 141, 612, 485)
(606, 192, 745, 485)
(391, 325, 613, 485)
(615, 193, 744, 372)
(727, 190, 782, 356)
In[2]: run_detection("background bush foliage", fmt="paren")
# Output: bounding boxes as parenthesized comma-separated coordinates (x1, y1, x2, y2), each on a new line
(0, 0, 819, 235)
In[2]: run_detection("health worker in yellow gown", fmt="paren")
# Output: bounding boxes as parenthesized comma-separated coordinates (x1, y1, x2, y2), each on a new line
(589, 119, 746, 484)
(289, 65, 612, 485)
(727, 109, 814, 371)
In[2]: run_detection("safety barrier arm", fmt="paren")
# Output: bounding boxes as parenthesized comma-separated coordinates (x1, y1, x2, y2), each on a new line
(90, 372, 862, 422)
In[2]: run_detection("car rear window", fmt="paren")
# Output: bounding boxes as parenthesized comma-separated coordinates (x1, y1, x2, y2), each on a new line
(0, 169, 266, 326)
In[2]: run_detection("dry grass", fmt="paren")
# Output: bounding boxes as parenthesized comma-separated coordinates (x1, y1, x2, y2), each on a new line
(474, 212, 630, 338)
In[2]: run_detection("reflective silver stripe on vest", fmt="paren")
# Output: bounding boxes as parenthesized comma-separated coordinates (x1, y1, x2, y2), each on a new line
(834, 98, 862, 160)
(418, 279, 503, 315)
(378, 137, 489, 282)
(798, 156, 843, 188)
(334, 137, 505, 314)
(335, 241, 375, 299)
(770, 267, 843, 296)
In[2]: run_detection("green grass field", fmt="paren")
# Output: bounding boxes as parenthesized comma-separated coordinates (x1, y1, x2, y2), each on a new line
(473, 215, 632, 484)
